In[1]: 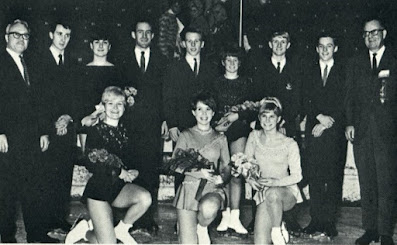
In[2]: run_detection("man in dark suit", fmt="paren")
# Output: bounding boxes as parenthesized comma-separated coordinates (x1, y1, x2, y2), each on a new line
(345, 18, 397, 245)
(120, 18, 168, 234)
(0, 19, 56, 243)
(163, 27, 216, 142)
(37, 19, 77, 234)
(251, 31, 302, 138)
(302, 34, 347, 238)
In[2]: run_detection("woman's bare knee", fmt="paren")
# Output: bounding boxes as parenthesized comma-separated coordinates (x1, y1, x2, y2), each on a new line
(137, 189, 152, 209)
(199, 195, 221, 219)
(265, 188, 281, 205)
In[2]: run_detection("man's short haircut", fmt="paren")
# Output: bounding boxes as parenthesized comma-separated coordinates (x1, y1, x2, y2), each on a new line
(6, 19, 30, 34)
(270, 31, 290, 42)
(363, 17, 386, 31)
(181, 26, 204, 41)
(317, 32, 338, 47)
(49, 19, 72, 33)
(191, 91, 217, 112)
(132, 18, 153, 32)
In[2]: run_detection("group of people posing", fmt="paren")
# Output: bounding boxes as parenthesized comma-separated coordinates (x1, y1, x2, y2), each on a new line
(0, 13, 396, 245)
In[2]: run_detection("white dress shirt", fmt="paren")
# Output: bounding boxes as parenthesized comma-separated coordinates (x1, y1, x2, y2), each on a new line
(134, 46, 150, 71)
(271, 56, 286, 73)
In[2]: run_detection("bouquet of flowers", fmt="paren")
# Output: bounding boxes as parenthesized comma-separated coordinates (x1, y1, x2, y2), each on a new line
(162, 148, 215, 175)
(87, 148, 126, 169)
(124, 86, 137, 107)
(230, 153, 261, 180)
(224, 100, 262, 114)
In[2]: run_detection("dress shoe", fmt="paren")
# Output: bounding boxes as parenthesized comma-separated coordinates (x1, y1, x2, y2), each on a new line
(146, 222, 160, 235)
(355, 230, 379, 245)
(1, 235, 17, 243)
(302, 221, 323, 235)
(27, 234, 60, 243)
(323, 222, 338, 238)
(284, 219, 302, 237)
(247, 219, 255, 235)
(380, 235, 394, 245)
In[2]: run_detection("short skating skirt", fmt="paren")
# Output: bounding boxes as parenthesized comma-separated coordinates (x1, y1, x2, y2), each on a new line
(254, 184, 303, 206)
(173, 175, 226, 211)
(83, 176, 125, 203)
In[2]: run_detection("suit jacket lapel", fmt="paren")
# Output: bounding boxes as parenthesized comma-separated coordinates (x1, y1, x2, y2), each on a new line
(6, 52, 28, 86)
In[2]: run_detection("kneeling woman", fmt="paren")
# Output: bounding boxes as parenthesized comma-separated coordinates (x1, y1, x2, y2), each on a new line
(66, 86, 152, 244)
(245, 97, 303, 245)
(173, 92, 231, 244)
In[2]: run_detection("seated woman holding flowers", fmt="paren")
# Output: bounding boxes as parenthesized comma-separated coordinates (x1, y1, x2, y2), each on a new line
(172, 91, 231, 244)
(65, 86, 151, 244)
(244, 97, 302, 245)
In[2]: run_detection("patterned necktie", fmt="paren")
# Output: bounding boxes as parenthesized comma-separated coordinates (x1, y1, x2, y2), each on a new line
(322, 65, 328, 86)
(277, 62, 281, 73)
(140, 51, 145, 73)
(193, 58, 198, 76)
(372, 53, 377, 75)
(58, 54, 63, 66)
(19, 55, 30, 86)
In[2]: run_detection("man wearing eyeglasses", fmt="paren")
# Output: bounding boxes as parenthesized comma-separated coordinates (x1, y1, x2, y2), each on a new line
(345, 18, 397, 245)
(0, 19, 55, 243)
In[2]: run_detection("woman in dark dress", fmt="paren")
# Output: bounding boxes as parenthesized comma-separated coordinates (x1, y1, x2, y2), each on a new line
(78, 31, 122, 129)
(214, 48, 254, 235)
(65, 87, 151, 244)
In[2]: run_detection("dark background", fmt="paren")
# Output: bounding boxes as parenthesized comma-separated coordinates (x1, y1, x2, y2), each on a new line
(0, 0, 396, 65)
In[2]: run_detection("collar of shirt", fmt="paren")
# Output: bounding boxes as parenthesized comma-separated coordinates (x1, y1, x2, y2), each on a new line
(319, 59, 334, 74)
(271, 56, 286, 72)
(6, 48, 24, 78)
(185, 54, 200, 73)
(49, 45, 65, 64)
(134, 46, 150, 69)
(369, 45, 385, 68)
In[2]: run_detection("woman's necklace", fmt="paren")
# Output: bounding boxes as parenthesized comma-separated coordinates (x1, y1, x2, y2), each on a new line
(194, 126, 213, 135)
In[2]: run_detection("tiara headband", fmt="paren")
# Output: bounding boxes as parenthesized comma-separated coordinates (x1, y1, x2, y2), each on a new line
(259, 97, 283, 111)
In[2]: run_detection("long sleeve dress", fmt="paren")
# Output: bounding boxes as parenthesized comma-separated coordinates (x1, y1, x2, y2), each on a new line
(83, 121, 133, 203)
(213, 75, 255, 142)
(172, 127, 230, 211)
(245, 130, 303, 205)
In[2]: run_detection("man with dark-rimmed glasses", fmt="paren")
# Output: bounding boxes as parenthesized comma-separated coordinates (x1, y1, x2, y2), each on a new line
(345, 18, 397, 245)
(0, 19, 56, 243)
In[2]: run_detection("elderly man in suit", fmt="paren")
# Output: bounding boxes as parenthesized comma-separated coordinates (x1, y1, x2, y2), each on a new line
(302, 33, 347, 238)
(345, 18, 397, 245)
(120, 18, 168, 234)
(0, 19, 55, 243)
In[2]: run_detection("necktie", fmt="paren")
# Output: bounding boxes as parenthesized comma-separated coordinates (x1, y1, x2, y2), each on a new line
(372, 53, 377, 75)
(19, 55, 30, 86)
(322, 65, 328, 86)
(140, 51, 145, 73)
(58, 54, 63, 66)
(193, 58, 198, 76)
(277, 62, 281, 73)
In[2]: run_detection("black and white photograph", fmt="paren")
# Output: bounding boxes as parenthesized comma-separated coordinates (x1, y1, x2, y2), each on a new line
(0, 0, 396, 244)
